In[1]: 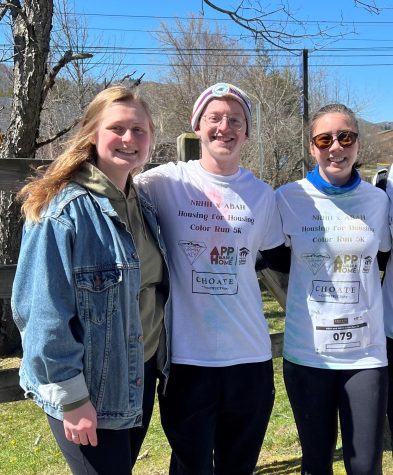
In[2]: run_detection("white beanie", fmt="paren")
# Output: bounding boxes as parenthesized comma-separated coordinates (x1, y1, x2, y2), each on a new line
(191, 82, 252, 136)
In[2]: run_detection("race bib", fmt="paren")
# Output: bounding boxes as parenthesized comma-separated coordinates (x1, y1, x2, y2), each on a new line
(311, 311, 370, 353)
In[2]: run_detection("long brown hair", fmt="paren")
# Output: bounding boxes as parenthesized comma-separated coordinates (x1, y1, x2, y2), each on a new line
(18, 85, 155, 222)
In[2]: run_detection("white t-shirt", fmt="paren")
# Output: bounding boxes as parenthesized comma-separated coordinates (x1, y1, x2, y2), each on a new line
(135, 160, 284, 366)
(382, 166, 393, 339)
(277, 178, 390, 369)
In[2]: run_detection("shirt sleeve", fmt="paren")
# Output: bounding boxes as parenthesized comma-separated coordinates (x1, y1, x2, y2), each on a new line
(258, 186, 285, 251)
(134, 163, 173, 208)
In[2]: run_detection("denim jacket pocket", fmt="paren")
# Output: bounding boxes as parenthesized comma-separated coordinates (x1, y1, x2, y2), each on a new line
(75, 268, 122, 324)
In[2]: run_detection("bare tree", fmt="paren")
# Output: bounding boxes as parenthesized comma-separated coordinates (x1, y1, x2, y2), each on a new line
(0, 0, 90, 355)
(150, 16, 251, 144)
(202, 0, 385, 48)
(0, 1, 94, 159)
(0, 1, 53, 158)
(153, 18, 305, 185)
(243, 63, 303, 186)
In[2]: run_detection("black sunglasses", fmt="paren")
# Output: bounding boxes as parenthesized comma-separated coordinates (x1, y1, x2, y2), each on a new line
(312, 131, 358, 150)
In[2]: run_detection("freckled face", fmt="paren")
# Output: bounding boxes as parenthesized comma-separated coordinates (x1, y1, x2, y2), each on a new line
(310, 112, 359, 186)
(91, 100, 152, 189)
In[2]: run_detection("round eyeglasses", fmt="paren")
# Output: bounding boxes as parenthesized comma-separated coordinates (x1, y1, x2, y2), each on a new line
(202, 114, 245, 132)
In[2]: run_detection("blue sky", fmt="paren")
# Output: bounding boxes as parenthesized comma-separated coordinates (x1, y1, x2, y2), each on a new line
(3, 0, 393, 123)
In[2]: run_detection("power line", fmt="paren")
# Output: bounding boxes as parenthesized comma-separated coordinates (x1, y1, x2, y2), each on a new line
(4, 42, 393, 55)
(3, 23, 393, 44)
(1, 57, 392, 68)
(61, 12, 393, 26)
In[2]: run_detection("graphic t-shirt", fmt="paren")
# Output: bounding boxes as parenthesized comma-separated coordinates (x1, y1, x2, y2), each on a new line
(277, 178, 390, 369)
(135, 160, 284, 366)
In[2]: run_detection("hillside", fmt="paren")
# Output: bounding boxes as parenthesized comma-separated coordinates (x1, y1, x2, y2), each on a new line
(359, 119, 393, 164)
(1, 74, 393, 165)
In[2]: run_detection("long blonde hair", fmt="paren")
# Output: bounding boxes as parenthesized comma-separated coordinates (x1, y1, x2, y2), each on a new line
(18, 85, 155, 222)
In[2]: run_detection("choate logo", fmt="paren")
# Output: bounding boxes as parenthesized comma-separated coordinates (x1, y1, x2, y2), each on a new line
(192, 271, 238, 295)
(310, 280, 360, 304)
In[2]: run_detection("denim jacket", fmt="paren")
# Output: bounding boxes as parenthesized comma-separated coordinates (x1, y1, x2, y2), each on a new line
(11, 182, 171, 430)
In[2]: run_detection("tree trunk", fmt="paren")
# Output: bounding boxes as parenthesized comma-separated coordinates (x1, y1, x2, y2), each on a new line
(0, 1, 53, 159)
(0, 1, 53, 355)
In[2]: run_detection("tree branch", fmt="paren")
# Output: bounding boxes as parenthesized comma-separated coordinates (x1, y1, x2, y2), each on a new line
(104, 72, 145, 89)
(202, 0, 340, 50)
(36, 118, 80, 149)
(0, 1, 20, 21)
(202, 0, 385, 49)
(43, 50, 93, 100)
(354, 0, 381, 14)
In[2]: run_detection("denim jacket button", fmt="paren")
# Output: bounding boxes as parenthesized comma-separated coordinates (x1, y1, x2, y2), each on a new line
(132, 252, 138, 260)
(136, 378, 143, 386)
(138, 335, 144, 343)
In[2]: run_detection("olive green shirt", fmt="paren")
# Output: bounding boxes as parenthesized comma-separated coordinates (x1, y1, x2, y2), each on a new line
(74, 162, 164, 363)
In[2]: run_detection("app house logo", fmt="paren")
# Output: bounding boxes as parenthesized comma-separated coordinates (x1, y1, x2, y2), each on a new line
(210, 246, 236, 265)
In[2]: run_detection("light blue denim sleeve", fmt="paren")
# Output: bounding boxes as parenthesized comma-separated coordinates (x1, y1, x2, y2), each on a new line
(12, 215, 88, 405)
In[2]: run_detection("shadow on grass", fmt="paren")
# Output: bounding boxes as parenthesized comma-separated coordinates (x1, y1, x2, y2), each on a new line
(253, 447, 354, 474)
(253, 456, 301, 474)
(265, 310, 286, 320)
(255, 438, 393, 475)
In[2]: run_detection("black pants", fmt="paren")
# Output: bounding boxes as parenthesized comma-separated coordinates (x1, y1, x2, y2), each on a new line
(386, 336, 393, 452)
(47, 356, 157, 475)
(283, 359, 388, 475)
(159, 360, 275, 475)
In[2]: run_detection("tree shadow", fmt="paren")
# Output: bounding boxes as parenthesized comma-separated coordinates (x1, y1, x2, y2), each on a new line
(253, 456, 301, 474)
(253, 448, 343, 475)
(254, 424, 392, 475)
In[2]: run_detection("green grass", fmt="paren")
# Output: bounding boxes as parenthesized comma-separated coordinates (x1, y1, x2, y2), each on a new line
(0, 401, 70, 475)
(1, 289, 392, 474)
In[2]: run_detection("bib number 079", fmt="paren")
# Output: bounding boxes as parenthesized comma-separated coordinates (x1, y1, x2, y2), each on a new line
(333, 331, 353, 341)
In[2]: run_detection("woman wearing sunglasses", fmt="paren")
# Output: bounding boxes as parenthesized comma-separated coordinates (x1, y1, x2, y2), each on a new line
(276, 103, 390, 475)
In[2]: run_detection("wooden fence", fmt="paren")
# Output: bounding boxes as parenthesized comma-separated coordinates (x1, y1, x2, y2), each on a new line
(0, 137, 284, 403)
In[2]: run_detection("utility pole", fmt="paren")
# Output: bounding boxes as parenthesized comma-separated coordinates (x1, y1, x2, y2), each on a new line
(301, 49, 309, 177)
(255, 101, 264, 180)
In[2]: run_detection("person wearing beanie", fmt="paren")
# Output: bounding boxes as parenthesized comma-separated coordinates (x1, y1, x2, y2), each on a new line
(135, 82, 285, 474)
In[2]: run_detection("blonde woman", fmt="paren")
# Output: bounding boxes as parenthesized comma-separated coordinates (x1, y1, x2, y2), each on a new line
(12, 85, 170, 474)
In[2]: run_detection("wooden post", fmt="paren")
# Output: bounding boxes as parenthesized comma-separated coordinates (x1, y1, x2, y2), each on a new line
(301, 49, 310, 177)
(177, 133, 200, 162)
(0, 369, 23, 403)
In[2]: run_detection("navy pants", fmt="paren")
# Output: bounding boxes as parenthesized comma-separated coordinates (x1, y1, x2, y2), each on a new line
(159, 360, 275, 475)
(47, 356, 157, 474)
(283, 359, 388, 475)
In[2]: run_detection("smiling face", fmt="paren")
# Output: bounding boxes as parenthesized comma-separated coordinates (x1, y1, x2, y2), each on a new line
(310, 112, 359, 185)
(195, 98, 248, 176)
(91, 100, 152, 190)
